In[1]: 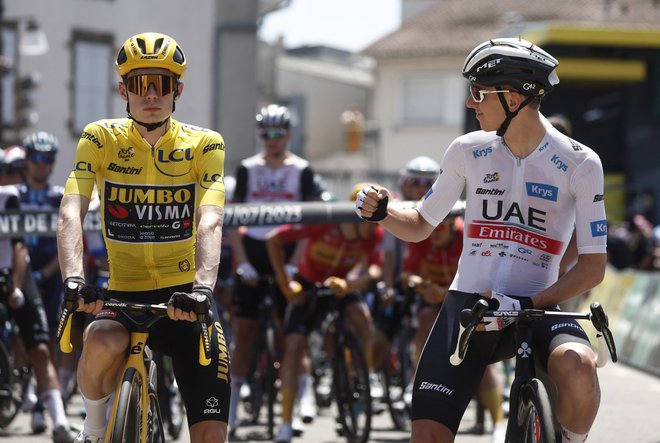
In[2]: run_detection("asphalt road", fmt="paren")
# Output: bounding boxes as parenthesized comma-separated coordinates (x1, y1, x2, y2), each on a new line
(1, 361, 658, 442)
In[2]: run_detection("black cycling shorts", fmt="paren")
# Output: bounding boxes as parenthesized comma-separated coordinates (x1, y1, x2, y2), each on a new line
(284, 278, 362, 336)
(411, 290, 591, 434)
(231, 235, 293, 320)
(94, 284, 231, 425)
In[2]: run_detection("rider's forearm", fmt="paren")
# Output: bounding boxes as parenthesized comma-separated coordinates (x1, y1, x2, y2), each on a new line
(57, 195, 87, 280)
(379, 207, 435, 243)
(11, 242, 28, 290)
(532, 252, 607, 308)
(194, 205, 224, 289)
(226, 227, 248, 263)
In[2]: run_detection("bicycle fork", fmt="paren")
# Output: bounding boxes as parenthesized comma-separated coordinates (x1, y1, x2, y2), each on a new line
(105, 330, 152, 442)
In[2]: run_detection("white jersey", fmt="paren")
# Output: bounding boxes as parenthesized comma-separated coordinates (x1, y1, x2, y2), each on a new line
(234, 153, 314, 240)
(418, 116, 607, 297)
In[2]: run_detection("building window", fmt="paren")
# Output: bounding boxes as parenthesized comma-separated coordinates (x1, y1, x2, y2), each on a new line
(400, 72, 463, 126)
(1, 25, 18, 131)
(71, 32, 113, 135)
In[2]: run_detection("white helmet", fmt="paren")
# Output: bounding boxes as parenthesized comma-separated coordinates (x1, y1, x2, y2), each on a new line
(400, 156, 441, 180)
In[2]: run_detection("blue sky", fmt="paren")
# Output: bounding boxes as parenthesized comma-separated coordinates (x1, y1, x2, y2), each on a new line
(258, 0, 402, 52)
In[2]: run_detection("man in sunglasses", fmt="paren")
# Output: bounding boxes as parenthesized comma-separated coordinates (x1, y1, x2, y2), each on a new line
(57, 32, 230, 443)
(356, 38, 607, 443)
(226, 104, 321, 438)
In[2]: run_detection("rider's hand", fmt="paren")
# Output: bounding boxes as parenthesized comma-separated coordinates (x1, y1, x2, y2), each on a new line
(324, 276, 348, 298)
(167, 285, 212, 322)
(284, 263, 298, 279)
(482, 291, 534, 331)
(65, 276, 106, 315)
(236, 261, 259, 286)
(279, 279, 304, 305)
(355, 186, 389, 222)
(8, 288, 25, 310)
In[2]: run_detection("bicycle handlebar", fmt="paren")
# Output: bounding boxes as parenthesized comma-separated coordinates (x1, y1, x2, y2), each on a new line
(449, 299, 618, 367)
(55, 281, 213, 366)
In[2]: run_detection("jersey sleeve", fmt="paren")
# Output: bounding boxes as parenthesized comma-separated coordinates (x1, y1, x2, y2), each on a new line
(571, 154, 608, 254)
(195, 133, 226, 208)
(418, 138, 466, 226)
(64, 124, 104, 198)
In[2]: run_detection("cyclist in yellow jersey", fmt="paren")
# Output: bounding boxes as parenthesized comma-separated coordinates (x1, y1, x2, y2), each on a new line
(57, 32, 230, 443)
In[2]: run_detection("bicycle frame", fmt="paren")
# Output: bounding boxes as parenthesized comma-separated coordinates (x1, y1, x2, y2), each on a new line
(56, 281, 213, 443)
(451, 299, 618, 443)
(103, 301, 166, 443)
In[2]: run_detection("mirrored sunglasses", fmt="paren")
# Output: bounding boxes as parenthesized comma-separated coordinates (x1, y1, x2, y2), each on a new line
(125, 74, 178, 97)
(28, 153, 55, 164)
(469, 83, 510, 103)
(260, 128, 288, 140)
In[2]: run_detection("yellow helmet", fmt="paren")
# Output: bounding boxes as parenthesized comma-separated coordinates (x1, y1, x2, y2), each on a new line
(115, 32, 187, 78)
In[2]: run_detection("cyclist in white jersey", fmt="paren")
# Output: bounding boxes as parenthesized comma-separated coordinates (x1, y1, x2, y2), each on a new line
(356, 38, 607, 443)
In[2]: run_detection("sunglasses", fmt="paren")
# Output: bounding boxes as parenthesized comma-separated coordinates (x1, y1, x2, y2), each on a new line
(260, 128, 288, 140)
(469, 83, 510, 103)
(28, 153, 55, 164)
(124, 74, 178, 97)
(408, 177, 434, 187)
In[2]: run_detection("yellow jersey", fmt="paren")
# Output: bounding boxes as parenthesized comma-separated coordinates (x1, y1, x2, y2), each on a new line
(64, 118, 226, 291)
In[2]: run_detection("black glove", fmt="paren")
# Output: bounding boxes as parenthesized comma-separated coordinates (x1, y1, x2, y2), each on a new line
(79, 283, 108, 305)
(168, 285, 212, 316)
(355, 186, 389, 222)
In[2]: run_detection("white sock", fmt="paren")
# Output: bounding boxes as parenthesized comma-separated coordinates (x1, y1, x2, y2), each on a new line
(228, 377, 244, 428)
(41, 389, 69, 429)
(81, 392, 112, 437)
(562, 427, 589, 442)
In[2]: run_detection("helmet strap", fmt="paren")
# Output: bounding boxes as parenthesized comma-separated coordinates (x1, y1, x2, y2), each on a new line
(495, 88, 534, 137)
(125, 96, 175, 132)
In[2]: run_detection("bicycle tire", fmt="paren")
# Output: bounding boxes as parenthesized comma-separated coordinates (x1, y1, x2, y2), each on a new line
(383, 328, 413, 431)
(507, 378, 555, 443)
(332, 329, 372, 443)
(0, 342, 29, 429)
(109, 367, 142, 443)
(148, 387, 166, 443)
(244, 336, 277, 438)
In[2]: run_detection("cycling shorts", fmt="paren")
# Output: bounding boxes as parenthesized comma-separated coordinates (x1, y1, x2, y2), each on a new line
(284, 278, 362, 336)
(94, 284, 231, 425)
(231, 235, 293, 320)
(411, 290, 590, 434)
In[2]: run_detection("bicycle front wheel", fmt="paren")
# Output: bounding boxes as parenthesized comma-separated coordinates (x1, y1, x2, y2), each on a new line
(513, 378, 555, 443)
(109, 367, 142, 443)
(333, 329, 372, 443)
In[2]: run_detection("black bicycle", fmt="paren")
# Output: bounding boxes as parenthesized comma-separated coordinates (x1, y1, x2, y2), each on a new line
(450, 299, 617, 443)
(0, 268, 32, 429)
(310, 286, 372, 443)
(241, 275, 280, 439)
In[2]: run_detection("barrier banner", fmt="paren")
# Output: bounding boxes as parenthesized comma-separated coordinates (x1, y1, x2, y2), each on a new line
(0, 200, 456, 237)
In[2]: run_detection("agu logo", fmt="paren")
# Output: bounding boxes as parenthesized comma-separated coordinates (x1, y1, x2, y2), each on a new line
(203, 396, 222, 414)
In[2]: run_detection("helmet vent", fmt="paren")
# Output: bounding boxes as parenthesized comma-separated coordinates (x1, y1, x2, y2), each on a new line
(173, 47, 185, 65)
(154, 38, 164, 54)
(136, 38, 147, 54)
(116, 48, 127, 65)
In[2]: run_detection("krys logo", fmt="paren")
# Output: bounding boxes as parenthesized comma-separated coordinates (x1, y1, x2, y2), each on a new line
(590, 220, 607, 237)
(473, 146, 493, 159)
(154, 147, 193, 177)
(526, 182, 558, 202)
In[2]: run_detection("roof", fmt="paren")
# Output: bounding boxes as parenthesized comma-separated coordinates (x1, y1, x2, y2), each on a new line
(362, 0, 660, 59)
